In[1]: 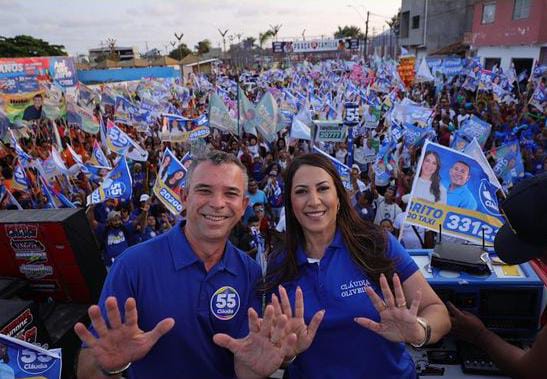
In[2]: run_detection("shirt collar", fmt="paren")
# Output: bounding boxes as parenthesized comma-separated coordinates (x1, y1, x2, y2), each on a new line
(167, 221, 238, 275)
(295, 228, 344, 266)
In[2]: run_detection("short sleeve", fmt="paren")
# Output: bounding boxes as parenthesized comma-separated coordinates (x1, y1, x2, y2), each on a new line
(385, 234, 418, 282)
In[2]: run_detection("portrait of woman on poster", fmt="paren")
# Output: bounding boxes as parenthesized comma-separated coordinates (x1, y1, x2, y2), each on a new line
(164, 169, 186, 197)
(414, 151, 447, 204)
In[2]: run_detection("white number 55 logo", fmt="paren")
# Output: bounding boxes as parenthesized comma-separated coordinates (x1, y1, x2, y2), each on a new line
(210, 286, 241, 320)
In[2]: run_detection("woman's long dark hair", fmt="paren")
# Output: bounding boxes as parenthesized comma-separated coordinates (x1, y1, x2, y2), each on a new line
(262, 153, 395, 293)
(422, 151, 442, 202)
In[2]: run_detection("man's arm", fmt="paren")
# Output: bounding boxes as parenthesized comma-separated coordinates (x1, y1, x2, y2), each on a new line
(77, 348, 121, 379)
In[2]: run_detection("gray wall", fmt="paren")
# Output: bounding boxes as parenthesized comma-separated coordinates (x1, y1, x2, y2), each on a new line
(400, 0, 475, 53)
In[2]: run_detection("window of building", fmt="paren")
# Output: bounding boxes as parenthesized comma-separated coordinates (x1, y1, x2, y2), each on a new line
(513, 0, 530, 19)
(482, 2, 496, 24)
(512, 58, 533, 81)
(412, 15, 420, 29)
(400, 11, 410, 38)
(484, 58, 501, 70)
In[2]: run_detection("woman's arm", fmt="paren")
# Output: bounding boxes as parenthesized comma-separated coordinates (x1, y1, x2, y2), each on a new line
(402, 271, 451, 344)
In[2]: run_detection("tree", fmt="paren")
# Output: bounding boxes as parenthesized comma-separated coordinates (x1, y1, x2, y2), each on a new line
(258, 31, 274, 49)
(386, 10, 401, 36)
(268, 25, 282, 41)
(168, 43, 191, 60)
(334, 25, 364, 40)
(243, 37, 256, 50)
(0, 35, 67, 57)
(194, 39, 211, 56)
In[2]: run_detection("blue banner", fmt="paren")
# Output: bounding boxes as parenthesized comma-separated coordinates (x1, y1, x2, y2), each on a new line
(492, 140, 524, 188)
(0, 333, 62, 379)
(153, 148, 186, 215)
(87, 157, 133, 205)
(312, 146, 352, 190)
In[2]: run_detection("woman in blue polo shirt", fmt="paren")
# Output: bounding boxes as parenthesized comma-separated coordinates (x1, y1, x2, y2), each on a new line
(265, 153, 451, 379)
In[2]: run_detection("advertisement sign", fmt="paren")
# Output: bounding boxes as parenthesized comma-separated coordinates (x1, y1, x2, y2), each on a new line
(272, 39, 359, 54)
(406, 141, 504, 245)
(315, 121, 346, 142)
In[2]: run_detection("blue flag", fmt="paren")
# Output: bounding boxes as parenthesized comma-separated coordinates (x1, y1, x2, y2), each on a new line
(312, 146, 352, 190)
(87, 157, 133, 205)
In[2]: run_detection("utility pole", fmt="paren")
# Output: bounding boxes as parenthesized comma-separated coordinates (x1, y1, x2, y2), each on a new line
(364, 11, 370, 62)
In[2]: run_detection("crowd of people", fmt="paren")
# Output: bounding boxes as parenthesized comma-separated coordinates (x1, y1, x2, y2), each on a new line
(0, 56, 545, 378)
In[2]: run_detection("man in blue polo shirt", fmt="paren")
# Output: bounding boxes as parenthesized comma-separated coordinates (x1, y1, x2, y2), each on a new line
(75, 151, 296, 379)
(445, 160, 477, 210)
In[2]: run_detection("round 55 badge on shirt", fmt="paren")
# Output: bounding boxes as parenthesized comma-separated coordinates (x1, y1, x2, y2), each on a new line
(210, 286, 241, 320)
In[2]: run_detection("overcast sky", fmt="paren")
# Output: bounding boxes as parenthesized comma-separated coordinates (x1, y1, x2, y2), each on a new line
(2, 0, 400, 56)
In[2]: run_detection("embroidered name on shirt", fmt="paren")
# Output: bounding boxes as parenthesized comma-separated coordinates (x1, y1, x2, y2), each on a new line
(339, 279, 371, 298)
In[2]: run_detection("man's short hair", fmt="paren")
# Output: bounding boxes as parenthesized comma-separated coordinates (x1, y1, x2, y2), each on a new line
(185, 150, 248, 190)
(33, 93, 43, 100)
(452, 160, 471, 172)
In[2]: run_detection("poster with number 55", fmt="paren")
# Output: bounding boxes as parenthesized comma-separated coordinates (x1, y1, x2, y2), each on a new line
(405, 141, 504, 245)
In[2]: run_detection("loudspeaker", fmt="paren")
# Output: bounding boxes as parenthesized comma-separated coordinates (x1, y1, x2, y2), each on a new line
(0, 209, 106, 304)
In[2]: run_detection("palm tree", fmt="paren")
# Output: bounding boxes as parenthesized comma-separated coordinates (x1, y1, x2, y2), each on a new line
(194, 39, 211, 55)
(334, 25, 364, 39)
(243, 36, 256, 50)
(259, 30, 274, 49)
(268, 24, 282, 41)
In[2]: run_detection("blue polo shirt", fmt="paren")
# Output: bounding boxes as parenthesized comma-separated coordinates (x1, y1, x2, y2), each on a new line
(444, 181, 478, 210)
(91, 222, 262, 379)
(276, 232, 418, 379)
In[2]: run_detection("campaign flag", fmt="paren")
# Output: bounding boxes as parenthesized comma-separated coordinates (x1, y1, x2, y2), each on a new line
(208, 93, 238, 135)
(529, 83, 545, 112)
(106, 120, 148, 162)
(403, 123, 436, 149)
(153, 148, 186, 215)
(50, 146, 69, 175)
(78, 82, 96, 107)
(9, 130, 32, 164)
(442, 57, 463, 77)
(463, 138, 503, 192)
(0, 110, 12, 140)
(491, 140, 524, 188)
(39, 175, 58, 209)
(0, 187, 23, 209)
(406, 141, 504, 245)
(312, 146, 352, 190)
(87, 156, 133, 205)
(290, 117, 311, 140)
(0, 333, 62, 379)
(160, 114, 188, 142)
(458, 115, 491, 148)
(84, 164, 111, 183)
(254, 92, 278, 143)
(12, 163, 30, 192)
(66, 102, 99, 134)
(114, 96, 140, 124)
(238, 87, 258, 136)
(415, 59, 435, 82)
(89, 140, 111, 168)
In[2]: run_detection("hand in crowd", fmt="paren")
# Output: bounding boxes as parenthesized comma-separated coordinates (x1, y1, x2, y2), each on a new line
(74, 296, 175, 373)
(213, 305, 297, 378)
(355, 273, 424, 345)
(271, 285, 325, 357)
(446, 301, 488, 345)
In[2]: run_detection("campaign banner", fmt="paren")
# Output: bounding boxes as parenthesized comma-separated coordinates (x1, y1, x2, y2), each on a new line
(89, 140, 111, 168)
(66, 102, 99, 134)
(49, 57, 78, 88)
(391, 102, 432, 127)
(106, 120, 148, 162)
(1, 91, 43, 122)
(403, 123, 436, 149)
(208, 93, 238, 135)
(458, 115, 491, 148)
(0, 333, 62, 379)
(87, 156, 132, 205)
(406, 141, 504, 245)
(491, 140, 524, 188)
(312, 146, 352, 190)
(315, 121, 346, 142)
(441, 57, 463, 77)
(153, 148, 186, 215)
(254, 92, 278, 143)
(238, 87, 258, 136)
(272, 39, 359, 54)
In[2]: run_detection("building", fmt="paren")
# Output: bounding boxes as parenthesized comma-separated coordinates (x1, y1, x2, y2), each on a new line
(370, 29, 399, 59)
(88, 46, 139, 63)
(470, 0, 547, 74)
(399, 0, 476, 60)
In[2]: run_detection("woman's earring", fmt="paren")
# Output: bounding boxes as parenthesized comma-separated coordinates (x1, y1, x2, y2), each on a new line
(337, 203, 340, 213)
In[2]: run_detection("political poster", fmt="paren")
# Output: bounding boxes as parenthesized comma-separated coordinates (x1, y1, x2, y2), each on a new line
(87, 157, 133, 205)
(66, 102, 99, 134)
(208, 93, 238, 135)
(491, 140, 524, 188)
(254, 92, 278, 143)
(153, 148, 186, 215)
(0, 333, 62, 379)
(406, 141, 504, 245)
(105, 120, 148, 162)
(315, 121, 346, 142)
(456, 115, 491, 149)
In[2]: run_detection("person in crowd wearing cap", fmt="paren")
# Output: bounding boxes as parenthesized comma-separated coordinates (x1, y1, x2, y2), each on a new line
(86, 203, 148, 268)
(130, 194, 151, 221)
(414, 151, 447, 204)
(373, 185, 402, 226)
(263, 153, 450, 379)
(75, 150, 299, 379)
(448, 173, 547, 379)
(444, 160, 477, 210)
